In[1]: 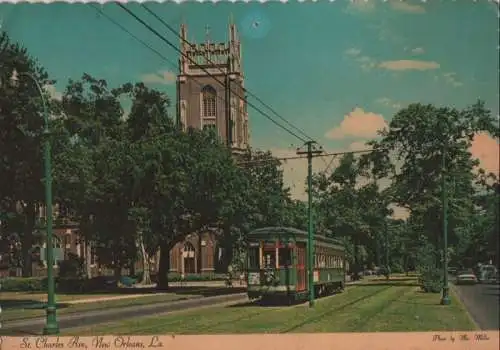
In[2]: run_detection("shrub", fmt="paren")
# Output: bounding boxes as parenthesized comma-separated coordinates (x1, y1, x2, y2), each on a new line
(419, 267, 443, 293)
(0, 277, 47, 291)
(414, 238, 444, 293)
(58, 253, 85, 279)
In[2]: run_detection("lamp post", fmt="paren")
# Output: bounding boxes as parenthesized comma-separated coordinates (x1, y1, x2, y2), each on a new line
(10, 69, 60, 333)
(440, 144, 451, 305)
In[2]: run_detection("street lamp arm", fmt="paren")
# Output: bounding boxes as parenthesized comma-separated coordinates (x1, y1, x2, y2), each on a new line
(16, 71, 49, 127)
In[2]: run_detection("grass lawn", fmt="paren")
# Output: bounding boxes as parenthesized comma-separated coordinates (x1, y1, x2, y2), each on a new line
(64, 278, 477, 335)
(1, 292, 199, 322)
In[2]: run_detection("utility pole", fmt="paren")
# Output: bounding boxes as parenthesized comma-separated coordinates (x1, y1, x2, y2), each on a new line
(297, 141, 323, 307)
(441, 145, 451, 305)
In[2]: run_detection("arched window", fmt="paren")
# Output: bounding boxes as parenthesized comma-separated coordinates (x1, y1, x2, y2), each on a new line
(201, 86, 216, 118)
(184, 242, 195, 253)
(183, 242, 195, 258)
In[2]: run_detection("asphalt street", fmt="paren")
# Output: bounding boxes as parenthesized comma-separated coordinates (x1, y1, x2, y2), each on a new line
(453, 281, 499, 330)
(2, 292, 248, 335)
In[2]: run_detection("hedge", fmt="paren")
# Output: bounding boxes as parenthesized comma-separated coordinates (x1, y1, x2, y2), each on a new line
(1, 273, 228, 292)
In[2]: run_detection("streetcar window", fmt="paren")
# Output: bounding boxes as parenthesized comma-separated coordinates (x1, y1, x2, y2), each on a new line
(279, 248, 292, 267)
(248, 247, 260, 269)
(339, 258, 344, 269)
(263, 250, 276, 269)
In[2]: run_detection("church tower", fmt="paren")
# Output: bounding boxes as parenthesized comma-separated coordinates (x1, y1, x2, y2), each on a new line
(176, 20, 249, 153)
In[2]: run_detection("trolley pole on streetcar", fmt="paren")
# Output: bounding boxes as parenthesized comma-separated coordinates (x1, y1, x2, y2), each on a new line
(297, 141, 323, 307)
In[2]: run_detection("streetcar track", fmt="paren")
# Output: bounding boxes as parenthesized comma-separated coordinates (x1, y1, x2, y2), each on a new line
(280, 285, 392, 333)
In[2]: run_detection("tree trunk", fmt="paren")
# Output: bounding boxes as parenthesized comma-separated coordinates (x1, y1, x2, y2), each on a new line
(139, 233, 151, 285)
(353, 240, 360, 281)
(21, 202, 36, 277)
(129, 261, 136, 277)
(222, 226, 234, 272)
(157, 242, 170, 290)
(114, 266, 121, 279)
(85, 240, 92, 279)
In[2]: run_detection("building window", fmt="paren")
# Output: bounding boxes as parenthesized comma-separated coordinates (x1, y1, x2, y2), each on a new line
(202, 118, 217, 132)
(180, 100, 187, 130)
(201, 86, 216, 117)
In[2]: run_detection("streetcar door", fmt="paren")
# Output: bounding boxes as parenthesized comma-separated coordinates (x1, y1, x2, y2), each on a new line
(296, 243, 306, 291)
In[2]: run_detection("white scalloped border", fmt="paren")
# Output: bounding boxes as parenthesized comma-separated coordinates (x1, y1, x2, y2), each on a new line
(0, 0, 498, 4)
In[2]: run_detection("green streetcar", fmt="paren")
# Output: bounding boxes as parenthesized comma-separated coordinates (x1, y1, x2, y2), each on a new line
(246, 226, 346, 303)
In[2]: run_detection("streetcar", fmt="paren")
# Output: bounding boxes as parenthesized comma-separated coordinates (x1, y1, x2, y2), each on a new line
(246, 226, 346, 303)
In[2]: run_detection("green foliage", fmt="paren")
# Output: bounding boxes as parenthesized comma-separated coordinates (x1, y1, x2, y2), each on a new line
(415, 239, 443, 293)
(0, 277, 47, 291)
(58, 253, 85, 279)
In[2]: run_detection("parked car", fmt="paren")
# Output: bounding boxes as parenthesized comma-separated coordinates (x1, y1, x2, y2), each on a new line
(455, 269, 478, 285)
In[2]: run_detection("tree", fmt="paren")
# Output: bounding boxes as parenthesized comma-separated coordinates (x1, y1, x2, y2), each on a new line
(361, 101, 498, 285)
(54, 73, 129, 278)
(0, 31, 63, 276)
(312, 153, 391, 278)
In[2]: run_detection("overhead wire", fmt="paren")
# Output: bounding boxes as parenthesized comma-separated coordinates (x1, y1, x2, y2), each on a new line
(88, 4, 242, 133)
(138, 4, 334, 171)
(115, 3, 308, 143)
(88, 4, 363, 174)
(139, 3, 316, 143)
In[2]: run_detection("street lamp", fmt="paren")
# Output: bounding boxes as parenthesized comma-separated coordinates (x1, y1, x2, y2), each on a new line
(440, 144, 451, 305)
(10, 69, 60, 333)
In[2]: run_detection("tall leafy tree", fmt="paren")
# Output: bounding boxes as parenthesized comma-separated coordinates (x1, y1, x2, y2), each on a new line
(0, 31, 62, 276)
(362, 101, 498, 270)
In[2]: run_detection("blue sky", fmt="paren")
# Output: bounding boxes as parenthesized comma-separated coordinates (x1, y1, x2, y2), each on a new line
(1, 1, 498, 201)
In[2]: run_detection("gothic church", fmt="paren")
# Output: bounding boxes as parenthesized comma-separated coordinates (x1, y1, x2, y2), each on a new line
(169, 20, 249, 276)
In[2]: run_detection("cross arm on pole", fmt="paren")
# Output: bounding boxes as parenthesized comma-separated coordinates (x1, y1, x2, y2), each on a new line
(296, 140, 324, 156)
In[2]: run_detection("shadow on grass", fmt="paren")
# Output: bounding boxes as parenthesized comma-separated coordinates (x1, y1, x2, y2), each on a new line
(360, 282, 420, 287)
(228, 297, 305, 308)
(0, 299, 71, 310)
(0, 328, 40, 336)
(60, 286, 246, 297)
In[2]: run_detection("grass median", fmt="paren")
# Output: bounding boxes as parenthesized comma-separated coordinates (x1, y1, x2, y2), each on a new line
(64, 278, 477, 335)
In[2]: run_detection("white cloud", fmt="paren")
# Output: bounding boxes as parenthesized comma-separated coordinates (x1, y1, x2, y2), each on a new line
(410, 47, 425, 55)
(390, 1, 426, 14)
(344, 49, 378, 71)
(325, 107, 388, 140)
(378, 60, 440, 71)
(375, 97, 402, 110)
(441, 72, 463, 87)
(344, 0, 376, 13)
(141, 70, 176, 85)
(345, 48, 362, 56)
(43, 84, 63, 101)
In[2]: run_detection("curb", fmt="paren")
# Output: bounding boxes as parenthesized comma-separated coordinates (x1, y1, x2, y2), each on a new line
(449, 283, 481, 331)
